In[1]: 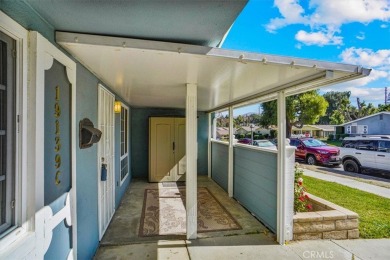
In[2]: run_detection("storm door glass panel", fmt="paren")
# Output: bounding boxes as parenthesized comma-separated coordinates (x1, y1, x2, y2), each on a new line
(0, 32, 16, 234)
(120, 106, 129, 183)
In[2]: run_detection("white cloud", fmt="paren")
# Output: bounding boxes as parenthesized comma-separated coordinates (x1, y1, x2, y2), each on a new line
(340, 47, 390, 67)
(322, 85, 385, 104)
(320, 47, 390, 105)
(356, 32, 365, 40)
(309, 0, 390, 26)
(339, 47, 390, 88)
(266, 0, 309, 32)
(347, 69, 388, 87)
(266, 0, 390, 46)
(295, 30, 343, 46)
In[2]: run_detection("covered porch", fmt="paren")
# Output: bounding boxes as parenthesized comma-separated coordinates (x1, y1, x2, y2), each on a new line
(0, 2, 373, 259)
(98, 176, 270, 246)
(56, 32, 370, 245)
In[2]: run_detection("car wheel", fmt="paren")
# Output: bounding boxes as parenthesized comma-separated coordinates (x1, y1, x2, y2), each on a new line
(306, 155, 316, 165)
(343, 159, 360, 173)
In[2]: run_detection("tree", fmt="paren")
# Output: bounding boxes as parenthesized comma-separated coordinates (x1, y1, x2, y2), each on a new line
(260, 91, 328, 137)
(234, 115, 244, 127)
(320, 91, 352, 124)
(378, 104, 390, 112)
(349, 98, 377, 120)
(216, 114, 229, 127)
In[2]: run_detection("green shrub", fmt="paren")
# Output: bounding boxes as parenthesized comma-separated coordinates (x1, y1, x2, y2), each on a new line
(270, 129, 277, 138)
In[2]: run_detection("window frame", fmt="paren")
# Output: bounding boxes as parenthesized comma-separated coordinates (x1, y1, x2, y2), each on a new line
(119, 104, 129, 185)
(0, 30, 16, 235)
(0, 10, 29, 250)
(378, 140, 390, 153)
(355, 140, 378, 151)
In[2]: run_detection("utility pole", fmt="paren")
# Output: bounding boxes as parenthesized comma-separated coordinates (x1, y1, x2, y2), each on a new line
(386, 87, 388, 105)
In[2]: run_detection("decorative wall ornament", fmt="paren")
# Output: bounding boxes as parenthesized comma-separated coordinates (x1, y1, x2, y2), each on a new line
(79, 118, 102, 149)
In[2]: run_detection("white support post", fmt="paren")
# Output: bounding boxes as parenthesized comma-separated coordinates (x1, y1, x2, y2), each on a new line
(208, 113, 211, 178)
(277, 90, 286, 245)
(186, 83, 197, 240)
(228, 106, 234, 197)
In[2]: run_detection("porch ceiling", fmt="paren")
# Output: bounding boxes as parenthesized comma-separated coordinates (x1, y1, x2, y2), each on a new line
(25, 0, 247, 47)
(57, 32, 371, 112)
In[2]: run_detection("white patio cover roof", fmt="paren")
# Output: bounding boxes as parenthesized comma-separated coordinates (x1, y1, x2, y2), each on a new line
(57, 32, 371, 112)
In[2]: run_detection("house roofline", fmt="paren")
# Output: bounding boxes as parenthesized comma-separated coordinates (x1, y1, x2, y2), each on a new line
(338, 112, 390, 126)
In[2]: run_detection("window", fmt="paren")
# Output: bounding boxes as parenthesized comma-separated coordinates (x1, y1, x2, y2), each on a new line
(378, 141, 390, 153)
(214, 110, 230, 142)
(379, 114, 383, 120)
(346, 124, 368, 134)
(356, 140, 377, 151)
(341, 140, 357, 148)
(0, 32, 16, 235)
(120, 105, 129, 184)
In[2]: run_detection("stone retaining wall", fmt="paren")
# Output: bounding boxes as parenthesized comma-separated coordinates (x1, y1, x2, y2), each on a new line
(293, 193, 359, 240)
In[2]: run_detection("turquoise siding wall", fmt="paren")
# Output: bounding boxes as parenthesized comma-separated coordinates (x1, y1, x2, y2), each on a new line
(0, 5, 132, 259)
(211, 142, 229, 192)
(77, 65, 133, 259)
(131, 108, 208, 178)
(233, 146, 277, 232)
(75, 64, 100, 259)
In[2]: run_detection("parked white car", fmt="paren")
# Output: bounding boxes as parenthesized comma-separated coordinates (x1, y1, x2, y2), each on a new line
(339, 136, 390, 174)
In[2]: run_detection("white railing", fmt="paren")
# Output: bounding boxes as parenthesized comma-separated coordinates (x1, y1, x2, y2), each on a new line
(35, 191, 74, 259)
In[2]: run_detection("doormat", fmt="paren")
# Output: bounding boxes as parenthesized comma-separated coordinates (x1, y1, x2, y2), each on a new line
(139, 187, 241, 237)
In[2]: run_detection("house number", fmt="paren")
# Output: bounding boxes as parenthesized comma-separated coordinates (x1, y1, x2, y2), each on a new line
(54, 86, 61, 185)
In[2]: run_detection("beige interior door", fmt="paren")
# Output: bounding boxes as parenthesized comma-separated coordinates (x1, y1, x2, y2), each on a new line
(149, 117, 175, 182)
(149, 117, 186, 182)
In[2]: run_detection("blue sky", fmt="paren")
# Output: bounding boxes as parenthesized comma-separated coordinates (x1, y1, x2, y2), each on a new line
(222, 0, 390, 115)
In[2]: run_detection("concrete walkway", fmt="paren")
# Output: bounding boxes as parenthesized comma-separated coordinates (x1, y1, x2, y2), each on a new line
(303, 169, 390, 199)
(95, 234, 390, 260)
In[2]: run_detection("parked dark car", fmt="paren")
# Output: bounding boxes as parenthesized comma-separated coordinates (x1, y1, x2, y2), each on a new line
(289, 138, 341, 166)
(237, 138, 254, 145)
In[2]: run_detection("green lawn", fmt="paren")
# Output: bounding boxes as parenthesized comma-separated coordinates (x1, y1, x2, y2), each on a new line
(303, 175, 390, 238)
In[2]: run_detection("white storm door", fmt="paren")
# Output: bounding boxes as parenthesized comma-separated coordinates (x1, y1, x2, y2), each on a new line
(98, 85, 115, 239)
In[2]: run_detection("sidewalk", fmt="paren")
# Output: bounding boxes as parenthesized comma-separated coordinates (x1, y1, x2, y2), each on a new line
(303, 169, 390, 199)
(95, 234, 390, 259)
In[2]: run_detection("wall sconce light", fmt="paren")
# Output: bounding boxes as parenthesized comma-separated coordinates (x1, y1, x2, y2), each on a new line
(114, 101, 121, 113)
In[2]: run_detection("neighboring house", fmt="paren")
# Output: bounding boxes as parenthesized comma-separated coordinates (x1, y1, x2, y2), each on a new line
(216, 127, 230, 140)
(235, 126, 271, 136)
(0, 1, 370, 259)
(255, 127, 272, 136)
(292, 125, 335, 138)
(338, 112, 390, 136)
(235, 126, 250, 135)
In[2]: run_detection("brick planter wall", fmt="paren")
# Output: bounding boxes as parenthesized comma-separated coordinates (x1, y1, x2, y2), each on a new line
(293, 193, 359, 240)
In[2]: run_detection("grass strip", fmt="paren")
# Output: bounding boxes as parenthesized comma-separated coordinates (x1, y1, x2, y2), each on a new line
(303, 175, 390, 238)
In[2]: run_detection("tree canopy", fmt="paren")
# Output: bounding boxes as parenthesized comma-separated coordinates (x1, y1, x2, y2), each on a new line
(260, 90, 328, 137)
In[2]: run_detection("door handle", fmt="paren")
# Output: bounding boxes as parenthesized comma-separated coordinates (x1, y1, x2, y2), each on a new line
(173, 142, 175, 151)
(101, 163, 107, 181)
(355, 152, 361, 155)
(377, 154, 385, 157)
